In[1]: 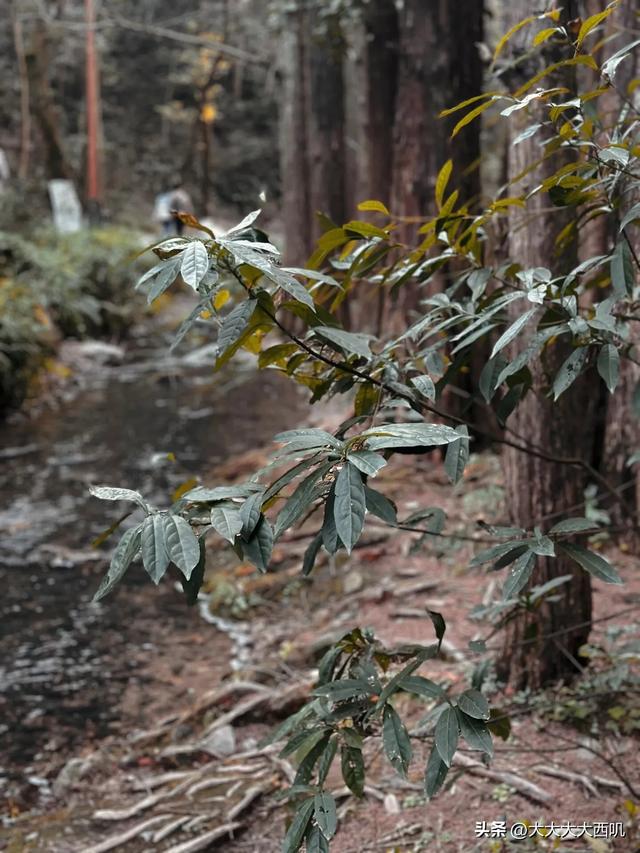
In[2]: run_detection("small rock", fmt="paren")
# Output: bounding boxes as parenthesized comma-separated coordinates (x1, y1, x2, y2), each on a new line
(61, 340, 125, 367)
(52, 757, 93, 797)
(200, 724, 236, 757)
(343, 570, 364, 595)
(384, 793, 401, 814)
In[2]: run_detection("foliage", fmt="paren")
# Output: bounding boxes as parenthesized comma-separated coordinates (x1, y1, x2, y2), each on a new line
(90, 5, 640, 849)
(0, 227, 145, 411)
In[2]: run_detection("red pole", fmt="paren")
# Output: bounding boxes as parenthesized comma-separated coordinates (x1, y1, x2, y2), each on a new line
(85, 0, 101, 221)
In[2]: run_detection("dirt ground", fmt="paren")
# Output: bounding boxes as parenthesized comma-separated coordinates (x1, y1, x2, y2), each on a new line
(1, 438, 639, 853)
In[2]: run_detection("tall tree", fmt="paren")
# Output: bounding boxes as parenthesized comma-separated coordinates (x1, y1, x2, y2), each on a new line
(391, 0, 483, 242)
(497, 1, 597, 688)
(599, 0, 640, 541)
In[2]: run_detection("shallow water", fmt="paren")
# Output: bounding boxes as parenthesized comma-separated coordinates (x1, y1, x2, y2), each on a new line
(0, 320, 304, 791)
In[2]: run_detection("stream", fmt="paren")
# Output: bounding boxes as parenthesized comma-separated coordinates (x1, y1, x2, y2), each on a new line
(0, 313, 305, 804)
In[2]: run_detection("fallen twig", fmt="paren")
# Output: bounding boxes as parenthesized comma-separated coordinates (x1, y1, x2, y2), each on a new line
(453, 753, 552, 805)
(163, 821, 243, 853)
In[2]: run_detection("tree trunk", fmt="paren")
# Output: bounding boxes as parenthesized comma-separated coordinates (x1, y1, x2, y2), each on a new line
(279, 2, 312, 264)
(306, 12, 345, 239)
(279, 1, 346, 263)
(600, 0, 640, 542)
(391, 0, 483, 242)
(25, 20, 73, 181)
(498, 2, 594, 690)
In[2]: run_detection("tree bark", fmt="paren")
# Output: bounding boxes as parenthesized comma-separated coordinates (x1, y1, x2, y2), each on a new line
(498, 2, 594, 690)
(600, 0, 640, 542)
(25, 19, 73, 181)
(279, 1, 346, 263)
(391, 0, 483, 242)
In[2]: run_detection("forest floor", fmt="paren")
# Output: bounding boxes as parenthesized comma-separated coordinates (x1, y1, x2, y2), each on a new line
(1, 416, 640, 853)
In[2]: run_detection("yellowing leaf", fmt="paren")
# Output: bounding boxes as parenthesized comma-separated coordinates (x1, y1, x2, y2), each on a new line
(172, 477, 199, 502)
(214, 288, 230, 310)
(201, 103, 217, 124)
(435, 159, 453, 209)
(451, 100, 493, 138)
(533, 27, 559, 47)
(357, 199, 390, 216)
(577, 3, 618, 48)
(242, 329, 265, 354)
(440, 92, 500, 118)
(515, 55, 598, 98)
(494, 16, 535, 61)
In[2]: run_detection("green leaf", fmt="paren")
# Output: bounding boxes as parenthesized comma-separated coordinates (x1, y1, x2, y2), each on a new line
(611, 238, 634, 297)
(375, 649, 435, 711)
(282, 798, 315, 853)
(143, 255, 183, 303)
(434, 706, 459, 767)
(411, 374, 436, 402)
(184, 483, 261, 502)
(560, 543, 622, 584)
(364, 485, 397, 524)
(314, 326, 373, 358)
(302, 532, 323, 577)
(553, 347, 588, 400)
(140, 514, 170, 584)
(313, 678, 373, 701)
(317, 736, 338, 786)
(239, 491, 264, 540)
(424, 744, 449, 799)
(341, 744, 365, 797)
(479, 355, 508, 403)
(471, 540, 527, 566)
(491, 308, 537, 359)
(314, 793, 337, 841)
(322, 488, 341, 554)
(503, 550, 535, 600)
(305, 825, 329, 853)
(597, 344, 620, 393)
(216, 298, 256, 358)
(382, 705, 412, 777)
(274, 464, 331, 539)
(274, 428, 343, 451)
(242, 515, 274, 572)
(163, 515, 200, 579)
(444, 425, 469, 485)
(428, 610, 446, 651)
(619, 202, 640, 232)
(180, 240, 209, 290)
(89, 485, 149, 513)
(334, 462, 366, 554)
(602, 38, 640, 80)
(549, 517, 599, 535)
(210, 505, 243, 543)
(179, 536, 206, 605)
(363, 422, 460, 451)
(347, 450, 387, 477)
(399, 675, 445, 699)
(93, 525, 142, 601)
(457, 709, 493, 756)
(457, 689, 490, 721)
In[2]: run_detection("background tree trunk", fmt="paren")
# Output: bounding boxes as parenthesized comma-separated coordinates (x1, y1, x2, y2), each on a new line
(599, 0, 640, 542)
(279, 2, 312, 264)
(497, 1, 594, 690)
(25, 20, 73, 181)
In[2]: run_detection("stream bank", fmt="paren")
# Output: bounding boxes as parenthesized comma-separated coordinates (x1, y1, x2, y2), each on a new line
(0, 303, 307, 810)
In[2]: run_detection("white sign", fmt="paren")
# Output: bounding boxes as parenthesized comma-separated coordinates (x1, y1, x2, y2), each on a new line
(48, 179, 83, 233)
